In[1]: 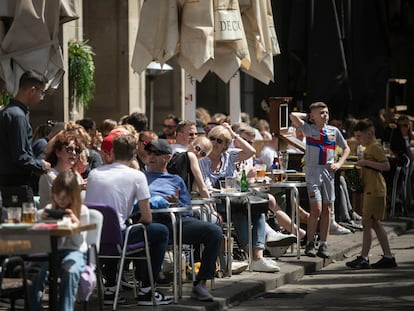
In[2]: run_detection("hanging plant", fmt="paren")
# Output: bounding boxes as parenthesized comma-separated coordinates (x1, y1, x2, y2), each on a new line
(68, 40, 95, 109)
(0, 89, 10, 107)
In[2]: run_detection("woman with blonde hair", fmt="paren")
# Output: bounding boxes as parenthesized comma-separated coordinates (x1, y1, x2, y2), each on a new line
(199, 123, 280, 272)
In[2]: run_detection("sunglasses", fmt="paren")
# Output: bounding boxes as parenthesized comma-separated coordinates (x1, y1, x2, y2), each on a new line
(163, 124, 176, 129)
(209, 136, 224, 144)
(65, 146, 82, 155)
(242, 137, 253, 145)
(399, 124, 409, 128)
(194, 145, 207, 157)
(34, 86, 47, 98)
(146, 149, 165, 156)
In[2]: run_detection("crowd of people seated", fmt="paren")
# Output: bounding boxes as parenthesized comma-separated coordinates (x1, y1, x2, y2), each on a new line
(2, 76, 410, 308)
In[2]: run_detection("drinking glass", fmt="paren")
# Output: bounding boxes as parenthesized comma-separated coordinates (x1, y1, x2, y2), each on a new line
(255, 164, 267, 182)
(7, 207, 22, 223)
(22, 202, 36, 223)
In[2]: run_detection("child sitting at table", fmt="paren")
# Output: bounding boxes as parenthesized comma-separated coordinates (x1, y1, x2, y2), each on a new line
(31, 170, 90, 311)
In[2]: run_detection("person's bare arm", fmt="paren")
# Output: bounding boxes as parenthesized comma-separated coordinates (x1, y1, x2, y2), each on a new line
(188, 152, 210, 198)
(290, 112, 306, 128)
(222, 122, 255, 161)
(357, 158, 390, 172)
(138, 198, 152, 224)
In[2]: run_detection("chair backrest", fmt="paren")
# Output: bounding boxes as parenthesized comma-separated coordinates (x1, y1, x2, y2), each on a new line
(87, 208, 104, 252)
(86, 203, 124, 256)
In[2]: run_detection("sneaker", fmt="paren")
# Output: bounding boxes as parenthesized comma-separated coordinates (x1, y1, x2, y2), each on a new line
(138, 288, 173, 306)
(266, 231, 297, 247)
(305, 241, 317, 257)
(265, 245, 290, 258)
(104, 286, 126, 305)
(371, 256, 397, 269)
(192, 283, 214, 301)
(346, 256, 370, 269)
(232, 261, 249, 274)
(317, 243, 330, 258)
(350, 211, 362, 221)
(330, 223, 352, 235)
(252, 257, 280, 272)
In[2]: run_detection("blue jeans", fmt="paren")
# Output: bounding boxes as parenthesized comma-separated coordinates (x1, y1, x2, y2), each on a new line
(156, 216, 222, 281)
(232, 212, 266, 250)
(31, 249, 86, 311)
(217, 202, 266, 250)
(181, 217, 223, 281)
(102, 222, 169, 288)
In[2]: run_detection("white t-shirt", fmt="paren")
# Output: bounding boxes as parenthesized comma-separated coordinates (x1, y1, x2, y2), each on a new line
(43, 203, 89, 253)
(85, 162, 150, 229)
(38, 168, 84, 209)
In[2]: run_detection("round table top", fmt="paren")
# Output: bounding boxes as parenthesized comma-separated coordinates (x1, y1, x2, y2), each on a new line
(150, 205, 201, 214)
(211, 191, 251, 198)
(266, 181, 307, 188)
(191, 198, 217, 205)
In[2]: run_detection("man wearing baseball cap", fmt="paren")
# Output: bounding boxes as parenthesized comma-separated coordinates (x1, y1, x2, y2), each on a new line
(145, 139, 222, 302)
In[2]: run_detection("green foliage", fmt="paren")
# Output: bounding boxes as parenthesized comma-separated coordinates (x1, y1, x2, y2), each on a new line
(0, 89, 10, 107)
(68, 40, 95, 109)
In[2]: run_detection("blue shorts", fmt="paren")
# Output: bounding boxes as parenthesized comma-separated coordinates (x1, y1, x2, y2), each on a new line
(305, 165, 335, 204)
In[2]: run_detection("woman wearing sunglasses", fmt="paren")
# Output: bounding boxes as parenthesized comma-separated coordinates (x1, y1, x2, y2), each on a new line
(38, 131, 86, 208)
(167, 136, 213, 199)
(199, 123, 281, 272)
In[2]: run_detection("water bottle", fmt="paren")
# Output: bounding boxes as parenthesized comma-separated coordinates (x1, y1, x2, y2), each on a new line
(271, 155, 280, 170)
(357, 144, 363, 160)
(240, 169, 248, 192)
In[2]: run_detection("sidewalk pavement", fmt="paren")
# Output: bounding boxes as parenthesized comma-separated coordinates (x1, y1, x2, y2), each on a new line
(83, 213, 414, 311)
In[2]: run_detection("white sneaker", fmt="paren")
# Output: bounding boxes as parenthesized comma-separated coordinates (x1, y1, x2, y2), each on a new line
(265, 245, 290, 258)
(330, 223, 352, 235)
(252, 257, 280, 273)
(232, 261, 249, 274)
(266, 231, 296, 247)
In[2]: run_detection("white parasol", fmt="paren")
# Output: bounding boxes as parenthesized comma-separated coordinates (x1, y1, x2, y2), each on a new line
(132, 0, 280, 84)
(0, 0, 79, 95)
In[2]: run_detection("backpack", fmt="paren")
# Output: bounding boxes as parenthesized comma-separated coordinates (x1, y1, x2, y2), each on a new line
(167, 152, 193, 191)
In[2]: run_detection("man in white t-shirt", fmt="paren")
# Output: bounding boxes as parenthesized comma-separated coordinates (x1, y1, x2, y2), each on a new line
(85, 134, 172, 306)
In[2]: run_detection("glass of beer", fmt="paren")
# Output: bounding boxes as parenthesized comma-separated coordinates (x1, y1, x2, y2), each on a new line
(22, 202, 36, 224)
(255, 164, 267, 182)
(7, 207, 22, 223)
(272, 169, 286, 183)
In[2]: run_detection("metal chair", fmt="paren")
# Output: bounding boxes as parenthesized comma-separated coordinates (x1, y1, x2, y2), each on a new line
(0, 256, 30, 311)
(87, 203, 155, 310)
(390, 154, 411, 217)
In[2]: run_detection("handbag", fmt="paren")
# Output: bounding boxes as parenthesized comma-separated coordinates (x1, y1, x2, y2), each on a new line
(230, 191, 269, 215)
(1, 185, 34, 207)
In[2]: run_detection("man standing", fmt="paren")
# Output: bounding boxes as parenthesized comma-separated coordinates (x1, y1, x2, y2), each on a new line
(85, 134, 172, 306)
(0, 70, 51, 205)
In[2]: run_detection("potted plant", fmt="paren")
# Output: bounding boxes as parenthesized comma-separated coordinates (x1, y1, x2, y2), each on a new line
(68, 40, 95, 115)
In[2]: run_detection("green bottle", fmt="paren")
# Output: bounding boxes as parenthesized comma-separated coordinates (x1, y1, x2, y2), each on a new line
(240, 169, 248, 192)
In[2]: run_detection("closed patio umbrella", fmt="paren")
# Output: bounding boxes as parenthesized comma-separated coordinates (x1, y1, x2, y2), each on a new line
(131, 0, 279, 84)
(0, 0, 78, 95)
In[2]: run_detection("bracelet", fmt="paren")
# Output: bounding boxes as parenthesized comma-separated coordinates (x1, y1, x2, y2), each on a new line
(233, 134, 240, 140)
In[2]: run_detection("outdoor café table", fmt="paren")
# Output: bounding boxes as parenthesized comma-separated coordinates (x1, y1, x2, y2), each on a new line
(211, 191, 253, 275)
(151, 205, 200, 303)
(251, 181, 307, 259)
(0, 222, 96, 311)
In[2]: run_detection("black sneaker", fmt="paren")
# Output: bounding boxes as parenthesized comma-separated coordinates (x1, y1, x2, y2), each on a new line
(138, 289, 173, 306)
(103, 286, 126, 305)
(317, 243, 330, 259)
(305, 241, 317, 257)
(371, 256, 397, 269)
(346, 256, 370, 269)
